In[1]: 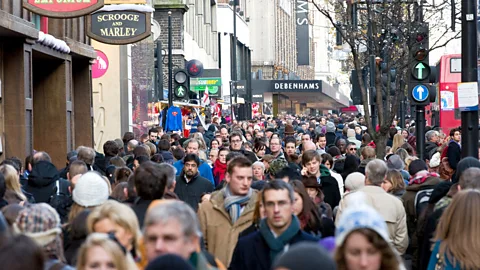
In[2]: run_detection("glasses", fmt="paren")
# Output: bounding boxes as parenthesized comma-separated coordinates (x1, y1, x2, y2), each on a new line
(349, 148, 356, 151)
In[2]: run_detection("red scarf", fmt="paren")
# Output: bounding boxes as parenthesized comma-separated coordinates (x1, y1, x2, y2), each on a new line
(213, 159, 227, 186)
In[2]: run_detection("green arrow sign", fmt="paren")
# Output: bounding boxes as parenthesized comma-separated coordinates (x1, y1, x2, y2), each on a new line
(412, 62, 430, 81)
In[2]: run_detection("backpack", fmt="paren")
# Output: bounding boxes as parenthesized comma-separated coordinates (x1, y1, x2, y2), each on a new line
(414, 188, 434, 221)
(48, 179, 72, 224)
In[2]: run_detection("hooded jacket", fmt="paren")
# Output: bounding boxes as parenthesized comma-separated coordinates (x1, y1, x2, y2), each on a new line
(25, 161, 60, 203)
(158, 150, 175, 165)
(319, 165, 341, 208)
(424, 142, 438, 161)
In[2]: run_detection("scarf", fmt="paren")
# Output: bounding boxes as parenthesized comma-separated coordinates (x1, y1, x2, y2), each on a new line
(409, 171, 439, 185)
(224, 185, 253, 224)
(259, 215, 301, 264)
(213, 159, 227, 186)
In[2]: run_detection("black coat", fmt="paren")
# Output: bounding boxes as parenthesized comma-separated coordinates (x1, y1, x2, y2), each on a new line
(425, 142, 438, 161)
(320, 175, 341, 209)
(25, 161, 59, 203)
(131, 197, 155, 228)
(229, 230, 318, 270)
(447, 141, 461, 170)
(230, 149, 258, 164)
(325, 132, 337, 147)
(174, 173, 213, 212)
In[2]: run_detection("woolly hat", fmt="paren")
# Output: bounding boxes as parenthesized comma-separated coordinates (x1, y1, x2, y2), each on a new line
(326, 122, 335, 133)
(73, 171, 109, 207)
(347, 129, 356, 138)
(387, 154, 405, 171)
(335, 193, 390, 247)
(13, 203, 62, 247)
(284, 124, 295, 136)
(145, 254, 195, 270)
(408, 159, 428, 176)
(429, 152, 441, 168)
(344, 172, 365, 192)
(272, 242, 336, 270)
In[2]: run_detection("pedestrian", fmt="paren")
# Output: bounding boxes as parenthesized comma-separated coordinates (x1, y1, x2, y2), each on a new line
(144, 200, 225, 269)
(446, 127, 461, 173)
(335, 197, 404, 270)
(252, 161, 265, 181)
(0, 234, 45, 270)
(238, 191, 265, 238)
(174, 154, 214, 211)
(382, 169, 406, 199)
(76, 233, 133, 270)
(340, 154, 359, 182)
(212, 148, 229, 187)
(229, 180, 318, 270)
(428, 190, 480, 270)
(87, 200, 145, 268)
(0, 164, 28, 204)
(198, 156, 258, 266)
(64, 210, 90, 266)
(174, 139, 215, 186)
(131, 162, 167, 227)
(14, 203, 74, 269)
(336, 159, 408, 255)
(272, 243, 336, 270)
(25, 151, 63, 203)
(229, 132, 257, 163)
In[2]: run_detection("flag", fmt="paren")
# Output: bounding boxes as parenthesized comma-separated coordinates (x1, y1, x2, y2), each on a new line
(202, 87, 210, 106)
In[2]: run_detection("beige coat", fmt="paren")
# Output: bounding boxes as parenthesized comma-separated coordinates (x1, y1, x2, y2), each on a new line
(198, 189, 258, 266)
(336, 185, 409, 254)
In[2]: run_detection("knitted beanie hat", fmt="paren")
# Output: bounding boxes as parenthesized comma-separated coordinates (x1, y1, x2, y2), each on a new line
(326, 122, 335, 133)
(73, 171, 109, 207)
(408, 159, 428, 176)
(13, 203, 61, 247)
(335, 193, 390, 247)
(272, 242, 336, 270)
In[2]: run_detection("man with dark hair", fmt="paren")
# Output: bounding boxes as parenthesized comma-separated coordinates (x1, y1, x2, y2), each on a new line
(316, 133, 327, 154)
(97, 140, 119, 173)
(229, 132, 257, 163)
(346, 142, 357, 156)
(58, 151, 78, 180)
(148, 128, 159, 143)
(157, 139, 174, 164)
(132, 161, 168, 226)
(230, 180, 317, 270)
(335, 138, 347, 155)
(25, 151, 60, 203)
(172, 148, 185, 161)
(174, 154, 213, 211)
(269, 137, 285, 160)
(446, 127, 461, 171)
(198, 156, 258, 266)
(133, 155, 150, 171)
(173, 139, 214, 186)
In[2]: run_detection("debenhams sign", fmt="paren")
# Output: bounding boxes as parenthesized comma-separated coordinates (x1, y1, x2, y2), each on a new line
(273, 80, 321, 91)
(87, 10, 151, 45)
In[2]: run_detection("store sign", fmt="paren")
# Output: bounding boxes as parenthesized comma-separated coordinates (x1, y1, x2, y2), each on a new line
(296, 0, 310, 65)
(190, 78, 222, 97)
(92, 50, 109, 79)
(273, 80, 321, 91)
(23, 0, 104, 18)
(87, 10, 151, 45)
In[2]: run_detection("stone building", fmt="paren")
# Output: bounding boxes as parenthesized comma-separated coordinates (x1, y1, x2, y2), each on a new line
(0, 1, 95, 167)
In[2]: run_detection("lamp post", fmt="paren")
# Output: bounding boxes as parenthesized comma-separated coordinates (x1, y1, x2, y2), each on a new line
(231, 0, 238, 119)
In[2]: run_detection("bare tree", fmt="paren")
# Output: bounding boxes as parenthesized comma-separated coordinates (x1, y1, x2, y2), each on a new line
(312, 0, 460, 158)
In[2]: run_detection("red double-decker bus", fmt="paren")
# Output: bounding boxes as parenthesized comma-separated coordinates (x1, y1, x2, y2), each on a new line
(428, 54, 462, 133)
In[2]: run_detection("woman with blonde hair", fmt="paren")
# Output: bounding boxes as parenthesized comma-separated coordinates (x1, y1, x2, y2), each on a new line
(381, 170, 406, 199)
(428, 190, 480, 269)
(392, 134, 405, 153)
(193, 133, 208, 151)
(0, 164, 27, 204)
(76, 233, 131, 270)
(87, 200, 145, 269)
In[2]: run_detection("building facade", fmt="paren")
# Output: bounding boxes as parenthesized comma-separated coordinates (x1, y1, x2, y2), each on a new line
(0, 2, 95, 167)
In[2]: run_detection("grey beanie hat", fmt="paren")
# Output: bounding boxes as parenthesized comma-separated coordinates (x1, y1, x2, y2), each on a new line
(326, 122, 336, 133)
(273, 242, 337, 270)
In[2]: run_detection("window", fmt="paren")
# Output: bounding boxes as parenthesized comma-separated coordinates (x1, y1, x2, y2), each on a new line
(450, 58, 461, 73)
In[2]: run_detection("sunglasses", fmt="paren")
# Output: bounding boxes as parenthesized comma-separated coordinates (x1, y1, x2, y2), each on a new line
(348, 148, 356, 151)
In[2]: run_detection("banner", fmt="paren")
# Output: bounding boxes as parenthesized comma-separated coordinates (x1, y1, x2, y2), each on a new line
(296, 0, 309, 65)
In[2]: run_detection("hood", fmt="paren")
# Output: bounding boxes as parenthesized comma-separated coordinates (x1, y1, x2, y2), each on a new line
(159, 151, 174, 163)
(320, 164, 331, 177)
(28, 161, 59, 187)
(406, 174, 441, 192)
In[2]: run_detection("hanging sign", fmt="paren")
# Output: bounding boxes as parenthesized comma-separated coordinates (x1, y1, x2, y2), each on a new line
(92, 50, 109, 79)
(23, 0, 104, 18)
(87, 10, 151, 45)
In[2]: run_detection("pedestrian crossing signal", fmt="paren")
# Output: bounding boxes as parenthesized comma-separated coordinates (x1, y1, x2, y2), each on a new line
(173, 70, 190, 101)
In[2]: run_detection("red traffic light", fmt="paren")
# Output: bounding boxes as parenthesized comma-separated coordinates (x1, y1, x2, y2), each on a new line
(414, 49, 427, 61)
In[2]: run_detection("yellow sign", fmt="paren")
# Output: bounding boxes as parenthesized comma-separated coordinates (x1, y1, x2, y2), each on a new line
(105, 0, 146, 4)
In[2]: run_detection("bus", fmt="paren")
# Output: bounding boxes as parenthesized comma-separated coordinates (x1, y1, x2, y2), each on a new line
(428, 54, 462, 133)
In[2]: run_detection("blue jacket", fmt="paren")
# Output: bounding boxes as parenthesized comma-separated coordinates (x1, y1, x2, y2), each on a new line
(165, 106, 183, 132)
(174, 160, 214, 186)
(229, 229, 318, 270)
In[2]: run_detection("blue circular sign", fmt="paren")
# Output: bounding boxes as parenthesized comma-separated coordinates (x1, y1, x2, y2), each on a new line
(412, 85, 429, 102)
(186, 59, 204, 77)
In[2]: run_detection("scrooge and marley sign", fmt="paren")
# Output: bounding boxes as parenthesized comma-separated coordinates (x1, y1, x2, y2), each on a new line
(87, 5, 152, 45)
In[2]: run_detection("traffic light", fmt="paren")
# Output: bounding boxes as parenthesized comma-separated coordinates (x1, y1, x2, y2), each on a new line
(408, 23, 434, 106)
(350, 68, 367, 105)
(380, 62, 397, 96)
(173, 69, 189, 101)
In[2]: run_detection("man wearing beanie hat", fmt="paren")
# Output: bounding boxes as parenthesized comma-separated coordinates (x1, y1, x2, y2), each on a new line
(14, 203, 74, 269)
(336, 159, 408, 255)
(72, 171, 109, 208)
(325, 122, 336, 146)
(272, 243, 336, 270)
(229, 181, 317, 270)
(401, 158, 441, 267)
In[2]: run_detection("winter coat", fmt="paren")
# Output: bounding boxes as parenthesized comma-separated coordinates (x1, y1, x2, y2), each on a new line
(229, 149, 257, 164)
(336, 185, 409, 254)
(425, 142, 438, 161)
(131, 197, 155, 229)
(175, 172, 214, 212)
(446, 141, 461, 170)
(158, 150, 175, 165)
(319, 165, 341, 209)
(229, 230, 318, 270)
(325, 132, 337, 147)
(25, 161, 60, 203)
(174, 160, 215, 186)
(197, 189, 258, 266)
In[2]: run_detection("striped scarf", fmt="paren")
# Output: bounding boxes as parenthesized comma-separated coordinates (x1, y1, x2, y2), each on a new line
(224, 185, 253, 224)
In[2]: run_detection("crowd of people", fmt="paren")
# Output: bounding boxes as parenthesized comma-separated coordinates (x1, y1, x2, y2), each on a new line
(0, 112, 478, 270)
